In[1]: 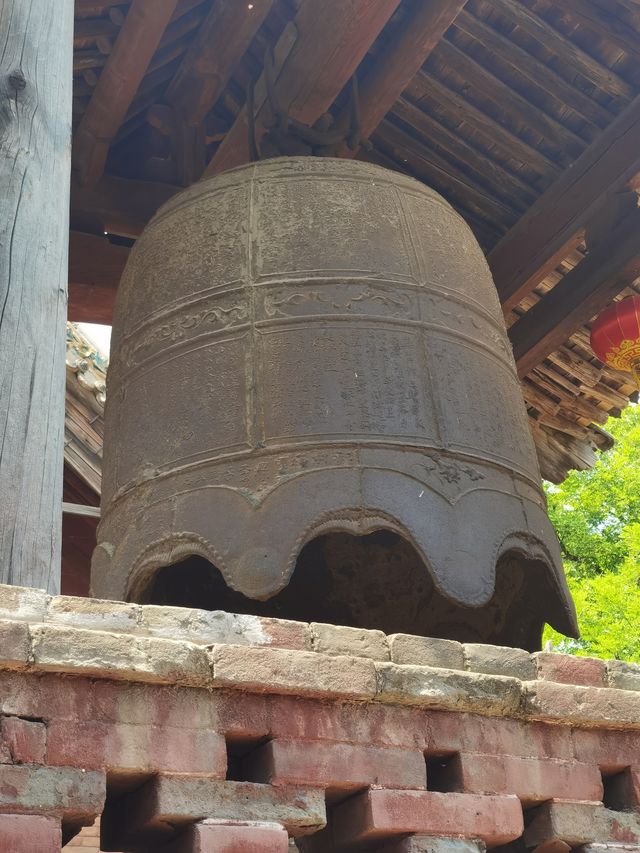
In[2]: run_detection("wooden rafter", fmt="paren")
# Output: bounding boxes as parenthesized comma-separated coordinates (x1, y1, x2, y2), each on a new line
(452, 8, 613, 134)
(439, 38, 588, 163)
(73, 0, 179, 186)
(166, 0, 275, 127)
(202, 0, 403, 179)
(488, 93, 640, 313)
(552, 0, 640, 63)
(390, 97, 537, 210)
(407, 70, 560, 180)
(509, 209, 640, 378)
(338, 0, 468, 156)
(488, 0, 634, 102)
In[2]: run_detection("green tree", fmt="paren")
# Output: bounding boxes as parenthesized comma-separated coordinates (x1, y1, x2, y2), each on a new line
(543, 404, 640, 662)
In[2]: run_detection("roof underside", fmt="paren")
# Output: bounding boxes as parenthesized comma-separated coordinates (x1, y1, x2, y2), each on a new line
(70, 0, 640, 485)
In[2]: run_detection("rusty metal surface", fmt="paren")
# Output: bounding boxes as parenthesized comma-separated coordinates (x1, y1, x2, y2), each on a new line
(92, 157, 577, 643)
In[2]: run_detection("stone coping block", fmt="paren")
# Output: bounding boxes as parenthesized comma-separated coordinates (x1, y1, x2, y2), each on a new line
(0, 584, 640, 729)
(310, 622, 389, 661)
(464, 643, 537, 681)
(30, 623, 212, 686)
(375, 662, 522, 716)
(388, 635, 464, 670)
(211, 644, 377, 700)
(0, 586, 48, 623)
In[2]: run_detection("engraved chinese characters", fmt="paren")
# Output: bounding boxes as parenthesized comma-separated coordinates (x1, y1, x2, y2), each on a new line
(93, 158, 577, 647)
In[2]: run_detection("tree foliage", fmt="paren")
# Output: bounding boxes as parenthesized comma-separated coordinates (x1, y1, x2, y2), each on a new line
(543, 404, 640, 662)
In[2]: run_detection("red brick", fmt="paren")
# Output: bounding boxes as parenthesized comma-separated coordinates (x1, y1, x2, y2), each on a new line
(1, 717, 47, 764)
(0, 814, 61, 853)
(442, 753, 602, 804)
(166, 820, 289, 852)
(246, 739, 426, 791)
(328, 789, 523, 849)
(267, 694, 426, 749)
(46, 719, 226, 777)
(573, 729, 640, 772)
(426, 711, 574, 760)
(0, 672, 94, 724)
(534, 653, 606, 687)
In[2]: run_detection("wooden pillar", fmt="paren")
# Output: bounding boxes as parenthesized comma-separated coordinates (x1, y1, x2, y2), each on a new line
(0, 1, 74, 592)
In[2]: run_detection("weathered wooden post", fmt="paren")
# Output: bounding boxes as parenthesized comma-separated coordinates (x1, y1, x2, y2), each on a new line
(0, 1, 74, 592)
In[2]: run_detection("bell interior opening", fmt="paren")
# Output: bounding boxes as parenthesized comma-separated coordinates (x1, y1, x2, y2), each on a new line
(136, 531, 560, 650)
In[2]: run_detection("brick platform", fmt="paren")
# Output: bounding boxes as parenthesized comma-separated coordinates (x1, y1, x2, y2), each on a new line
(0, 584, 639, 852)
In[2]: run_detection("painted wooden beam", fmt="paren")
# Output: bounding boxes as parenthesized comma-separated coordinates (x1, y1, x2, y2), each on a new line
(339, 0, 468, 156)
(488, 92, 640, 313)
(166, 0, 275, 127)
(0, 0, 74, 592)
(509, 209, 640, 378)
(203, 0, 403, 179)
(73, 0, 179, 187)
(68, 232, 130, 324)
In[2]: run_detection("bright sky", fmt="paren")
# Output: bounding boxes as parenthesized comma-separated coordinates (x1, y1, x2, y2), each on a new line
(78, 323, 112, 356)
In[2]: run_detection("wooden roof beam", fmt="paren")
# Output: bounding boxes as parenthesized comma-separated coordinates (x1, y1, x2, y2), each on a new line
(203, 0, 403, 179)
(166, 0, 275, 127)
(339, 0, 468, 156)
(73, 0, 179, 187)
(71, 175, 179, 239)
(509, 208, 640, 378)
(488, 92, 640, 313)
(68, 232, 130, 324)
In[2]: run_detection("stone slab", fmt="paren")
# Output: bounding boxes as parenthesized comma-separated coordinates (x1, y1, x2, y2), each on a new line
(375, 663, 522, 715)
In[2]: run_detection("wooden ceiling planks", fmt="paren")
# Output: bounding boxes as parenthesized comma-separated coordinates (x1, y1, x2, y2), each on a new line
(453, 8, 613, 133)
(390, 96, 537, 211)
(488, 90, 640, 313)
(483, 0, 635, 102)
(405, 70, 560, 188)
(433, 37, 588, 164)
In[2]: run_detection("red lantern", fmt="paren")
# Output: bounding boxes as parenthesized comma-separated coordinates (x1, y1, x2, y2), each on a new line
(591, 295, 640, 387)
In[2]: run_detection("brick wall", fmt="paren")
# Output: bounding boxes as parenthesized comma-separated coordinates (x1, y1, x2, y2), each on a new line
(0, 584, 639, 852)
